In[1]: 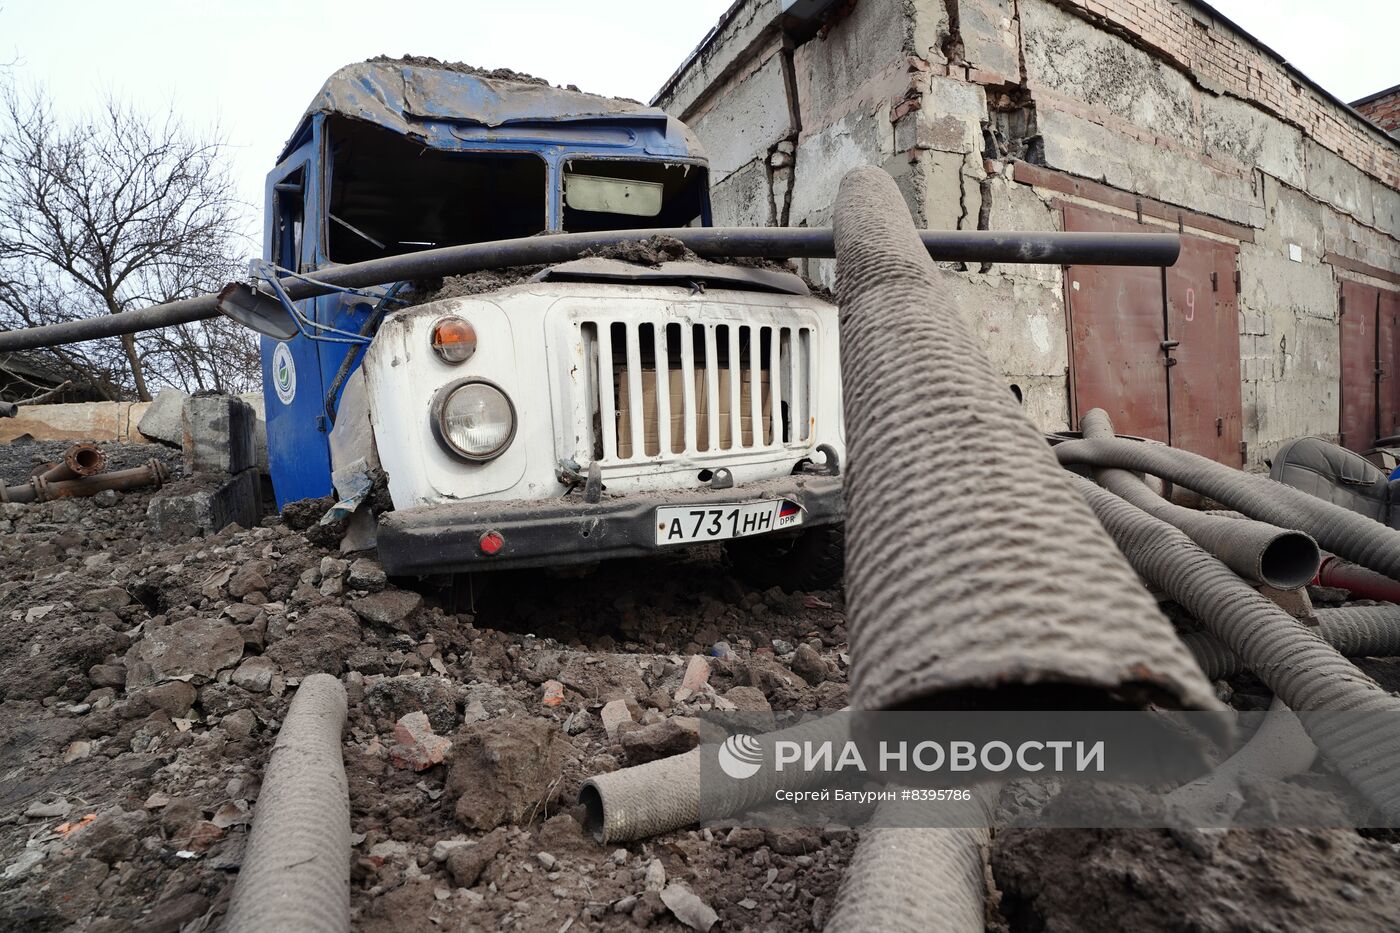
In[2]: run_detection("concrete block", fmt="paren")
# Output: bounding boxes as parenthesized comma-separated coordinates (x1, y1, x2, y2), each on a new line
(1237, 246, 1337, 321)
(653, 0, 781, 118)
(238, 392, 270, 473)
(1372, 183, 1400, 239)
(182, 395, 256, 475)
(1303, 139, 1374, 227)
(1266, 183, 1326, 257)
(146, 469, 261, 537)
(1201, 92, 1305, 189)
(957, 0, 1021, 80)
(921, 150, 974, 231)
(917, 77, 987, 154)
(689, 55, 792, 183)
(788, 108, 890, 226)
(137, 389, 189, 446)
(1037, 108, 1264, 228)
(1021, 0, 1199, 144)
(792, 0, 908, 127)
(709, 159, 774, 227)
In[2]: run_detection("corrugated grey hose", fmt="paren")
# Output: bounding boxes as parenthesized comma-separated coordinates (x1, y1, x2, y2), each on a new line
(1055, 436, 1400, 583)
(832, 167, 1219, 714)
(580, 713, 850, 844)
(1167, 697, 1316, 824)
(824, 799, 990, 933)
(1184, 605, 1400, 680)
(1078, 409, 1320, 589)
(1071, 475, 1400, 819)
(225, 674, 350, 933)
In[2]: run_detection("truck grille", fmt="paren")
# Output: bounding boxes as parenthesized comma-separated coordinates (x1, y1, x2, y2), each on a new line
(577, 319, 815, 462)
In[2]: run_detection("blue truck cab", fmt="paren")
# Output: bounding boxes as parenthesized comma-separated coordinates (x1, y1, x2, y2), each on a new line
(262, 58, 712, 505)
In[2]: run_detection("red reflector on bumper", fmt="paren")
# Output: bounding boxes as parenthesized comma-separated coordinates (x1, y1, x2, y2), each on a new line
(479, 530, 505, 555)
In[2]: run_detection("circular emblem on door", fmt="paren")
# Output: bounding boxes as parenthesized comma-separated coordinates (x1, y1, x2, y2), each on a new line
(273, 342, 296, 405)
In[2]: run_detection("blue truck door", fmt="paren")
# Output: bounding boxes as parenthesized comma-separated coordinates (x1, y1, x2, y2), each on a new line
(261, 159, 334, 506)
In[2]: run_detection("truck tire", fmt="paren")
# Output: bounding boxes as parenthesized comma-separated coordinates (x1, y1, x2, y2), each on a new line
(723, 524, 845, 592)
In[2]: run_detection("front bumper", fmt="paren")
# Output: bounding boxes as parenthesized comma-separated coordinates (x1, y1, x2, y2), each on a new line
(377, 475, 844, 575)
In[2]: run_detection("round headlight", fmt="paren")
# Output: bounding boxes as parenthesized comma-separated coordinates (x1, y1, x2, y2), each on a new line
(431, 316, 477, 364)
(432, 380, 516, 461)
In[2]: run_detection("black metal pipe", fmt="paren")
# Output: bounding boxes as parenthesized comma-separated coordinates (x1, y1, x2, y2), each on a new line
(0, 227, 1181, 352)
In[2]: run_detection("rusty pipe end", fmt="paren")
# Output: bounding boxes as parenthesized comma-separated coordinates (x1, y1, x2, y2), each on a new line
(63, 443, 107, 477)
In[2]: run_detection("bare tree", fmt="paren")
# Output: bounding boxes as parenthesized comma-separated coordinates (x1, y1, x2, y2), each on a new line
(0, 82, 257, 401)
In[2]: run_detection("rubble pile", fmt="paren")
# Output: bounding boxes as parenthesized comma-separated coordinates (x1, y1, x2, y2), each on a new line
(0, 443, 855, 931)
(3, 443, 1400, 931)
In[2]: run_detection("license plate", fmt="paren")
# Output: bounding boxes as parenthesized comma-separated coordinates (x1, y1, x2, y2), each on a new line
(655, 499, 804, 545)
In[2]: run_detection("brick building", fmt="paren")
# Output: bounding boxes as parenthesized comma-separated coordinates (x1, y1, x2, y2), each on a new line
(1354, 84, 1400, 137)
(655, 0, 1400, 466)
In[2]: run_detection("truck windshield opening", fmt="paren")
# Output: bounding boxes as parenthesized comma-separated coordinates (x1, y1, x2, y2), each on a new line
(326, 119, 547, 263)
(562, 159, 706, 233)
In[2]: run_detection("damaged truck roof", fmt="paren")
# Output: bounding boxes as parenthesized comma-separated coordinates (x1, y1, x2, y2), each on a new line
(281, 58, 704, 162)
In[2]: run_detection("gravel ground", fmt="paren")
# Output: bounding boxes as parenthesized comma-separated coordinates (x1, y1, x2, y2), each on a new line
(2, 441, 1400, 931)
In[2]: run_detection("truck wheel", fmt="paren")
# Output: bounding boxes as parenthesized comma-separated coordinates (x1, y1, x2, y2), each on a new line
(723, 524, 845, 593)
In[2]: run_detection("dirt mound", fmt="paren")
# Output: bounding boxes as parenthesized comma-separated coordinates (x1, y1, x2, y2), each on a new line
(993, 821, 1400, 931)
(364, 56, 641, 103)
(404, 266, 546, 305)
(584, 234, 800, 275)
(584, 234, 693, 265)
(366, 54, 551, 87)
(0, 442, 851, 930)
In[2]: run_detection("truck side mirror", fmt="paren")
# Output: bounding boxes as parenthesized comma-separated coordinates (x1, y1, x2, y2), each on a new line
(215, 281, 300, 340)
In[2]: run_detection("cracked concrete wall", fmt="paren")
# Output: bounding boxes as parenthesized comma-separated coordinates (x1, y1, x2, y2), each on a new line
(1236, 176, 1345, 460)
(655, 0, 786, 121)
(787, 0, 921, 284)
(656, 0, 1400, 461)
(691, 55, 793, 185)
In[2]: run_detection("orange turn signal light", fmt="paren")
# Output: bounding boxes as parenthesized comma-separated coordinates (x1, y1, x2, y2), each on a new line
(431, 316, 477, 364)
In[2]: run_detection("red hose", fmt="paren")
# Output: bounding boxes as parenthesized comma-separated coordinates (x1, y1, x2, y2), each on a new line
(1314, 555, 1400, 603)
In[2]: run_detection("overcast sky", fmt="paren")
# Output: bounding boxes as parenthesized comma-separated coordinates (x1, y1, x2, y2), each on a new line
(1, 0, 1394, 240)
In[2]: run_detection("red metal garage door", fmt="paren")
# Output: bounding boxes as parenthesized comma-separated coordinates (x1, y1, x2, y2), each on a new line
(1339, 279, 1386, 451)
(1063, 205, 1169, 442)
(1166, 234, 1243, 465)
(1064, 204, 1243, 464)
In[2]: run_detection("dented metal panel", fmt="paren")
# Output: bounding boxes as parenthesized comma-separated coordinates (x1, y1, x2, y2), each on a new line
(1063, 204, 1168, 443)
(1166, 235, 1243, 466)
(284, 61, 701, 162)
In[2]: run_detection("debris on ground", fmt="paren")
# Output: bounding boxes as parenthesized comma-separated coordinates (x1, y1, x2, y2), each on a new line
(5, 440, 1400, 930)
(0, 441, 855, 930)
